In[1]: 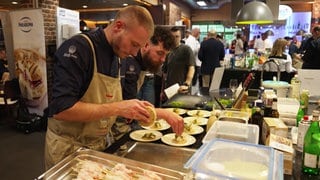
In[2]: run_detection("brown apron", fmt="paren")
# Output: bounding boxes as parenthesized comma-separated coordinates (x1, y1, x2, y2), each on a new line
(44, 35, 122, 169)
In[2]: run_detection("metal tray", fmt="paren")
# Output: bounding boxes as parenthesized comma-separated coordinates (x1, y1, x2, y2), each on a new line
(36, 148, 188, 180)
(117, 142, 196, 173)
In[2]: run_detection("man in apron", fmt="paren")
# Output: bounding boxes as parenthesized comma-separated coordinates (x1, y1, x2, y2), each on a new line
(45, 6, 184, 170)
(113, 26, 185, 140)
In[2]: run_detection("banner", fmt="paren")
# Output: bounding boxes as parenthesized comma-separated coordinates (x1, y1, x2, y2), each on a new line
(10, 9, 47, 115)
(56, 7, 80, 48)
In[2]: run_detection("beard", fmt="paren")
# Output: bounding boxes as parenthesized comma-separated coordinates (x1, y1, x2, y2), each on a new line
(141, 51, 162, 73)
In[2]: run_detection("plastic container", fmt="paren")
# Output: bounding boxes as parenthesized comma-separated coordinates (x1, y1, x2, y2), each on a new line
(185, 139, 283, 180)
(202, 121, 259, 144)
(218, 110, 250, 123)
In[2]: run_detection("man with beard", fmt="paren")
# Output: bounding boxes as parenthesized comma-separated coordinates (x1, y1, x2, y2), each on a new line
(45, 6, 183, 169)
(111, 26, 176, 140)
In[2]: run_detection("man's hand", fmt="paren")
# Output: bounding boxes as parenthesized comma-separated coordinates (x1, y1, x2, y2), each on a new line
(156, 108, 184, 135)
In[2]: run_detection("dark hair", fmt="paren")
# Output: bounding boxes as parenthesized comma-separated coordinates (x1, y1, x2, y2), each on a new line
(170, 26, 181, 33)
(151, 26, 175, 51)
(313, 26, 320, 32)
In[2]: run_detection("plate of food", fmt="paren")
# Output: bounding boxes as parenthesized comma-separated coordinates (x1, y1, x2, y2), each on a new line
(129, 130, 163, 142)
(187, 110, 212, 117)
(161, 133, 196, 147)
(183, 117, 208, 126)
(164, 108, 187, 115)
(141, 119, 171, 131)
(184, 123, 204, 135)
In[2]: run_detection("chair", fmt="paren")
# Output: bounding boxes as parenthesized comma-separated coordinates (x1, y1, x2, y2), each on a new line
(0, 79, 21, 118)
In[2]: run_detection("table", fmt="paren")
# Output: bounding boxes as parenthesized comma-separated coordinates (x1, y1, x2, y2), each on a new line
(220, 68, 296, 89)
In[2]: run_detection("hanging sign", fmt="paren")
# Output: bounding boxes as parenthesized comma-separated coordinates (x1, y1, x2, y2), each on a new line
(10, 9, 48, 115)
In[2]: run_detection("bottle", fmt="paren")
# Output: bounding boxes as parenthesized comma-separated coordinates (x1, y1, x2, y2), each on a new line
(296, 101, 305, 127)
(302, 110, 320, 175)
(271, 98, 279, 118)
(303, 133, 320, 175)
(297, 115, 311, 152)
(300, 89, 310, 114)
(291, 74, 301, 100)
(251, 107, 264, 144)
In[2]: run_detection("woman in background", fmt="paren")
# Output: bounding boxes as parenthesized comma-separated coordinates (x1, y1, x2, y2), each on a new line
(263, 38, 296, 73)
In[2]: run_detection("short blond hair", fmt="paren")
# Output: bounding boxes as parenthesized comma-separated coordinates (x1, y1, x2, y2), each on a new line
(114, 5, 154, 38)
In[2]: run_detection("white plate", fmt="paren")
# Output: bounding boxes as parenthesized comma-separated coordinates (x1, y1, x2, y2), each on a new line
(161, 133, 196, 147)
(183, 117, 208, 126)
(129, 130, 163, 142)
(184, 124, 204, 135)
(187, 110, 212, 117)
(165, 108, 187, 115)
(141, 119, 171, 131)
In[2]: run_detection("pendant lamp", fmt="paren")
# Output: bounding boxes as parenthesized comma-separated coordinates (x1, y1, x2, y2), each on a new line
(236, 1, 274, 25)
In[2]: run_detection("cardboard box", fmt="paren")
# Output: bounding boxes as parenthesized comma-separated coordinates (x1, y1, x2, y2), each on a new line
(266, 134, 294, 175)
(262, 117, 288, 145)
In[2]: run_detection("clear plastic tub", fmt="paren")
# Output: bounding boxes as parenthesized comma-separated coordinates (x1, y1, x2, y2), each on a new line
(185, 139, 283, 180)
(202, 121, 259, 144)
(218, 110, 250, 123)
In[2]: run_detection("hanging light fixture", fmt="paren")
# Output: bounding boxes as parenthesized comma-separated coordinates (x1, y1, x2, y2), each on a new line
(236, 1, 274, 25)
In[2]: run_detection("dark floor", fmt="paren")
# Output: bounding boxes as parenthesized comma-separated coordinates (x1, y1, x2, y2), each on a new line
(0, 113, 46, 180)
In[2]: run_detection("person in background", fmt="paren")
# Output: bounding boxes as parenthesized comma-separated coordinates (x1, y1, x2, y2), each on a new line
(234, 33, 244, 56)
(302, 26, 320, 69)
(248, 35, 256, 49)
(0, 48, 9, 82)
(229, 39, 236, 54)
(242, 35, 249, 53)
(262, 38, 296, 73)
(185, 27, 201, 93)
(262, 32, 272, 52)
(299, 33, 312, 54)
(198, 29, 225, 88)
(288, 36, 303, 69)
(181, 29, 191, 44)
(113, 26, 178, 140)
(254, 35, 264, 53)
(162, 27, 195, 101)
(45, 6, 183, 169)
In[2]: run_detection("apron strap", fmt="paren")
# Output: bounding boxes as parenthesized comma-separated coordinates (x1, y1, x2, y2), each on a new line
(79, 34, 98, 73)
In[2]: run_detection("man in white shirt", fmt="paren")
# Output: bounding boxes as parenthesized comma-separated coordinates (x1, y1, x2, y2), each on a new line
(185, 28, 201, 93)
(254, 35, 264, 53)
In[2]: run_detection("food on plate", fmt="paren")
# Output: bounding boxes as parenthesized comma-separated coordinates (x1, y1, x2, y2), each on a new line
(173, 134, 187, 144)
(184, 123, 192, 132)
(142, 132, 156, 140)
(219, 98, 233, 108)
(139, 106, 157, 127)
(14, 48, 46, 106)
(152, 121, 162, 129)
(187, 110, 211, 117)
(74, 160, 162, 180)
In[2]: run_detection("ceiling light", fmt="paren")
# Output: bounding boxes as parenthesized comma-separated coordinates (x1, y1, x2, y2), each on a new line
(11, 1, 18, 5)
(123, 3, 128, 6)
(82, 5, 88, 8)
(196, 1, 207, 7)
(236, 1, 273, 25)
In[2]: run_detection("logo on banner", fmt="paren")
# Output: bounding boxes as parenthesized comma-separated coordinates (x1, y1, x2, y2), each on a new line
(18, 17, 33, 33)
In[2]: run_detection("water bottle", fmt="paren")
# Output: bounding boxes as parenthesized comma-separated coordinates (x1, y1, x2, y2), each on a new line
(290, 74, 301, 100)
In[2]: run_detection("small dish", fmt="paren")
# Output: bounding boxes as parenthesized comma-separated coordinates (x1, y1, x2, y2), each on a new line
(129, 130, 162, 142)
(161, 133, 196, 147)
(187, 110, 212, 117)
(183, 116, 208, 126)
(141, 119, 171, 131)
(184, 124, 204, 135)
